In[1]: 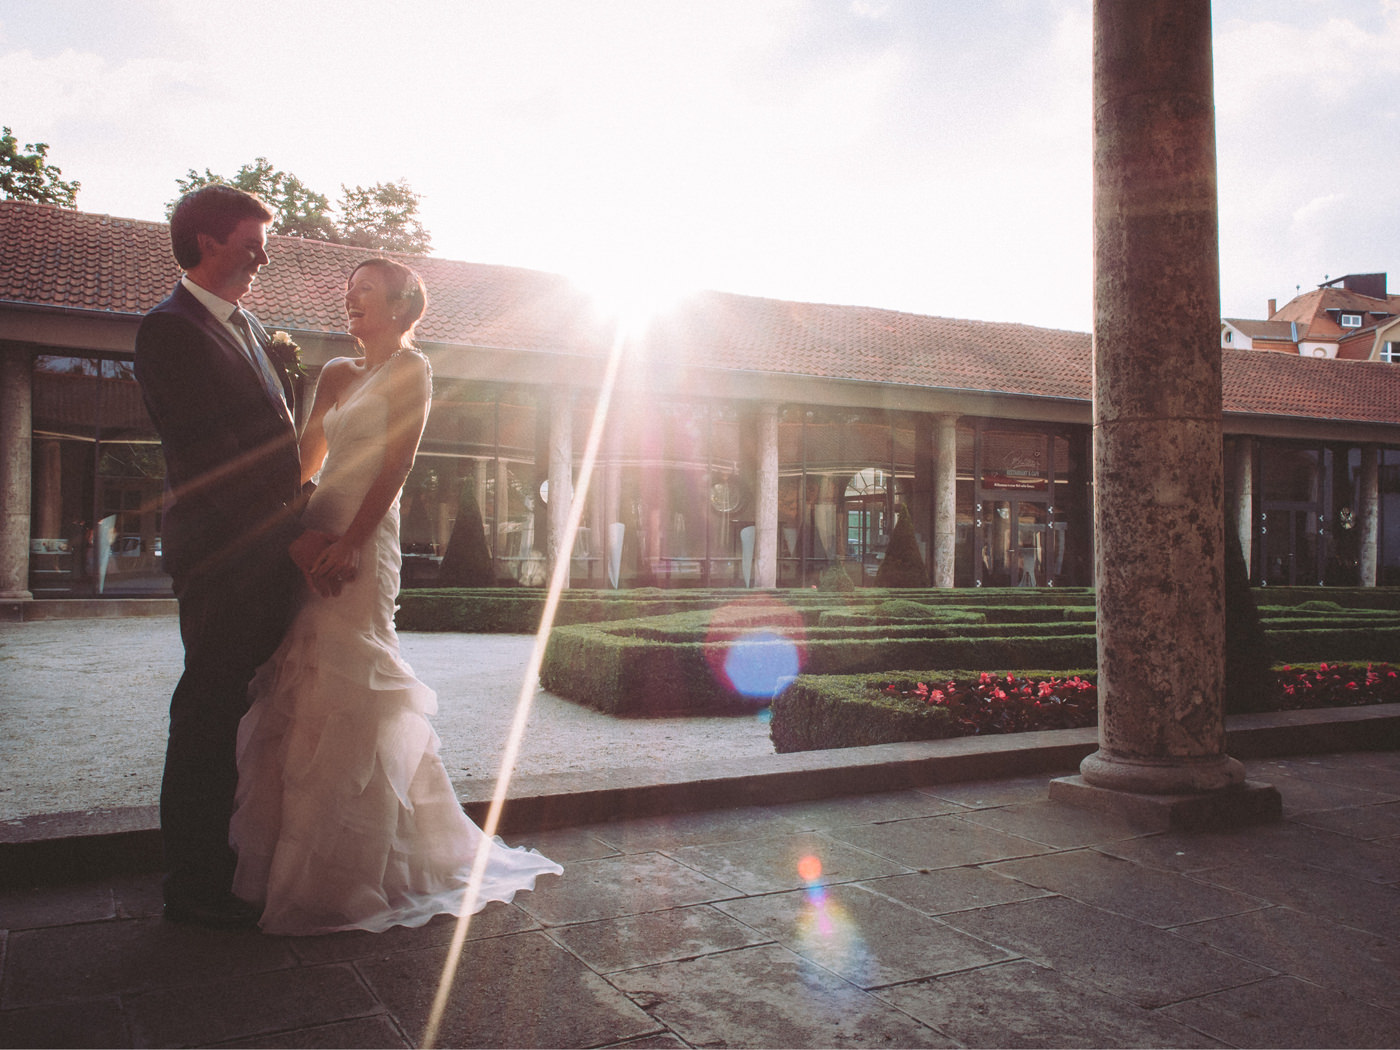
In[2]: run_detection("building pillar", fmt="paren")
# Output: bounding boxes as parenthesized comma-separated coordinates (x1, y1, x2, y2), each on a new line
(932, 412, 959, 588)
(1050, 0, 1278, 828)
(1232, 436, 1253, 574)
(755, 403, 780, 588)
(546, 386, 574, 587)
(0, 350, 34, 601)
(1358, 446, 1380, 588)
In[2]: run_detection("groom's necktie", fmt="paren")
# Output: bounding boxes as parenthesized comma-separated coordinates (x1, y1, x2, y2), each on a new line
(229, 308, 291, 418)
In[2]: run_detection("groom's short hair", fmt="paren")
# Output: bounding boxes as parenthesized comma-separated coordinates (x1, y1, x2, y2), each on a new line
(169, 185, 275, 270)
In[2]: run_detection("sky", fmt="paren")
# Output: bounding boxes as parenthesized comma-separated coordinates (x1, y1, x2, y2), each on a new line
(2, 0, 1397, 333)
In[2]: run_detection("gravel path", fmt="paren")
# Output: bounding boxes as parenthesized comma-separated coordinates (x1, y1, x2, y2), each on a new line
(0, 617, 777, 821)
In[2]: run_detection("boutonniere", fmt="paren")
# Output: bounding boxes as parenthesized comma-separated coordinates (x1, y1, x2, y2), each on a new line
(266, 331, 305, 380)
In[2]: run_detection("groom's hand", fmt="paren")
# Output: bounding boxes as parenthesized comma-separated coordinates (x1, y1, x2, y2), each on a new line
(290, 530, 341, 596)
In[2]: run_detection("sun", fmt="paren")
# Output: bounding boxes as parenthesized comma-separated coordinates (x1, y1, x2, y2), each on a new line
(566, 251, 700, 342)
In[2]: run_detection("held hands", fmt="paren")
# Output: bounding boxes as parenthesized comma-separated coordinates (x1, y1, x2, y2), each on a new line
(289, 529, 346, 598)
(308, 537, 362, 597)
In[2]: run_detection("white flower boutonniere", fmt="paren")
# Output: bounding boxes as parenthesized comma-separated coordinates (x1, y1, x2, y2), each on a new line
(267, 331, 305, 380)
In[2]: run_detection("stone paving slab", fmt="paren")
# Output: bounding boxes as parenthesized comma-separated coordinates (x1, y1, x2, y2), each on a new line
(608, 942, 953, 1048)
(986, 848, 1267, 928)
(3, 751, 1400, 1048)
(1158, 975, 1400, 1049)
(713, 882, 1013, 988)
(936, 894, 1274, 1009)
(874, 959, 1223, 1049)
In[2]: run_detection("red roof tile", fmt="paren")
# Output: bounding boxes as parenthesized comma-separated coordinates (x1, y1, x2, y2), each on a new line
(3, 200, 1398, 428)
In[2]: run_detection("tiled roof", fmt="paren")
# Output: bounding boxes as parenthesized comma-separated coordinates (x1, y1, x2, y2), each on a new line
(1224, 318, 1295, 342)
(3, 200, 1398, 427)
(1222, 348, 1400, 424)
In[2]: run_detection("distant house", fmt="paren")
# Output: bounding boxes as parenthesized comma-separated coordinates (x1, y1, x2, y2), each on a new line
(1222, 272, 1400, 363)
(3, 200, 1400, 602)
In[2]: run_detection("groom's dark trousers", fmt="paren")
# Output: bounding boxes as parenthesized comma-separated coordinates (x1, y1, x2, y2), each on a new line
(135, 282, 304, 907)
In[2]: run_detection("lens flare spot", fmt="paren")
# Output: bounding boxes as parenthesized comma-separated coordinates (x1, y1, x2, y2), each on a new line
(723, 629, 801, 698)
(797, 854, 823, 882)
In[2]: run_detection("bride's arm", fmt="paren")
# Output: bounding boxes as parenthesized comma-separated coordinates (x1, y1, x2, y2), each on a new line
(297, 358, 355, 485)
(310, 353, 432, 584)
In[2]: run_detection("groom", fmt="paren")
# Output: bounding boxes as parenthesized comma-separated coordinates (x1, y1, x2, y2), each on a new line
(135, 184, 333, 927)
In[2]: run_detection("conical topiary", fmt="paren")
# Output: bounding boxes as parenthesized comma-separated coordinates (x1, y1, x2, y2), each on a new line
(1224, 523, 1274, 713)
(874, 504, 929, 588)
(437, 484, 494, 587)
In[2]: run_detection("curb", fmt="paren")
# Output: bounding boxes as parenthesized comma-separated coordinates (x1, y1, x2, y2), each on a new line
(3, 705, 1396, 888)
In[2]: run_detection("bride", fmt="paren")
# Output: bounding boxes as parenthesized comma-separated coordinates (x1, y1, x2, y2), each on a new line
(230, 257, 561, 935)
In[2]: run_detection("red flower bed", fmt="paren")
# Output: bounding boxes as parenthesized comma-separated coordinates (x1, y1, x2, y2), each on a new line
(880, 672, 1098, 736)
(1275, 663, 1400, 710)
(880, 663, 1400, 737)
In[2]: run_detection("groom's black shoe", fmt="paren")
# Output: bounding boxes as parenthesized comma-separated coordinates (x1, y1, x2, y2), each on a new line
(164, 892, 261, 930)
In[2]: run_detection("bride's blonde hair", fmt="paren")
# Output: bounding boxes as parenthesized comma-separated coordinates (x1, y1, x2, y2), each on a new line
(349, 258, 428, 347)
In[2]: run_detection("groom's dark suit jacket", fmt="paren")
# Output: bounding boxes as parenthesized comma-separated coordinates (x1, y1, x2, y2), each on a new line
(135, 282, 303, 579)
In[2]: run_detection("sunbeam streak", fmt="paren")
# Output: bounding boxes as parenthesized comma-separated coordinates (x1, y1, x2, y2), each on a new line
(419, 315, 636, 1050)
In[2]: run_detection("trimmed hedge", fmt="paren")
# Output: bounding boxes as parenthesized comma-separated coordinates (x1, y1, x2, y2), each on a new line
(770, 668, 1096, 752)
(396, 586, 1100, 634)
(539, 606, 1101, 715)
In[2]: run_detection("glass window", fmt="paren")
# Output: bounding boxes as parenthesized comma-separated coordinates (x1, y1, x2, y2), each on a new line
(30, 355, 169, 597)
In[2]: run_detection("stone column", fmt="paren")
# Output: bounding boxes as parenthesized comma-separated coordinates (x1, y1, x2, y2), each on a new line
(546, 386, 574, 587)
(0, 350, 34, 601)
(1232, 436, 1253, 573)
(755, 403, 780, 588)
(1050, 0, 1278, 827)
(1358, 446, 1379, 588)
(932, 413, 959, 588)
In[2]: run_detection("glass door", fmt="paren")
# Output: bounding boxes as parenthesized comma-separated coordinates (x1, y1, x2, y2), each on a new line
(979, 500, 1052, 586)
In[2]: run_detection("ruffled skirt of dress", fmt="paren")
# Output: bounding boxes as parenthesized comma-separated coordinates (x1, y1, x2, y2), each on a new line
(230, 509, 560, 936)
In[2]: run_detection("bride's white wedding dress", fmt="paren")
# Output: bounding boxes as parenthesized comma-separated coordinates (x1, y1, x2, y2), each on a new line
(230, 357, 561, 935)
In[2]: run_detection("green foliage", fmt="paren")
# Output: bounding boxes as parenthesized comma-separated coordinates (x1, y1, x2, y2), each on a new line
(337, 179, 431, 254)
(817, 600, 986, 627)
(167, 158, 430, 253)
(172, 157, 336, 240)
(817, 565, 856, 591)
(0, 126, 79, 207)
(771, 675, 959, 752)
(437, 487, 494, 587)
(1225, 525, 1274, 713)
(874, 504, 928, 587)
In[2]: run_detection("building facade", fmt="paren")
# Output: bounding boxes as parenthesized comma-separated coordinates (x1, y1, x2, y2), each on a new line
(1222, 272, 1400, 363)
(3, 200, 1399, 602)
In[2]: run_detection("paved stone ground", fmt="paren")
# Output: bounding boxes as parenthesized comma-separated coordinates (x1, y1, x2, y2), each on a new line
(0, 617, 776, 821)
(2, 751, 1399, 1048)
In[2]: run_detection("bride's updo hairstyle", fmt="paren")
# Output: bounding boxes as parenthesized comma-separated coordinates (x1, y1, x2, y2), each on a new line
(349, 258, 428, 347)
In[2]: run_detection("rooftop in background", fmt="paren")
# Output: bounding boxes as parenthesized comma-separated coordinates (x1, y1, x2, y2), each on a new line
(4, 200, 1399, 429)
(1223, 272, 1400, 364)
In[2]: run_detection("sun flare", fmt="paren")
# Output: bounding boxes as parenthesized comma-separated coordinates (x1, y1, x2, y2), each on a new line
(567, 255, 700, 341)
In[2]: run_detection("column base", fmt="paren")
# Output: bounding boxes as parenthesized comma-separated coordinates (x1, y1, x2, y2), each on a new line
(1079, 748, 1245, 794)
(1049, 775, 1281, 831)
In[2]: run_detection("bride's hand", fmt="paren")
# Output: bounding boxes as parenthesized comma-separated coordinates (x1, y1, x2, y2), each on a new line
(311, 539, 361, 590)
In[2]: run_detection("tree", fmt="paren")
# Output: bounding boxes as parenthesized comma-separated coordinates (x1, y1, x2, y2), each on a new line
(1, 126, 80, 207)
(874, 504, 929, 588)
(438, 485, 495, 587)
(337, 179, 432, 255)
(170, 157, 337, 241)
(167, 160, 431, 253)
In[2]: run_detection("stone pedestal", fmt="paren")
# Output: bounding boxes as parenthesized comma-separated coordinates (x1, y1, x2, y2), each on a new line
(1060, 0, 1278, 825)
(1050, 775, 1282, 831)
